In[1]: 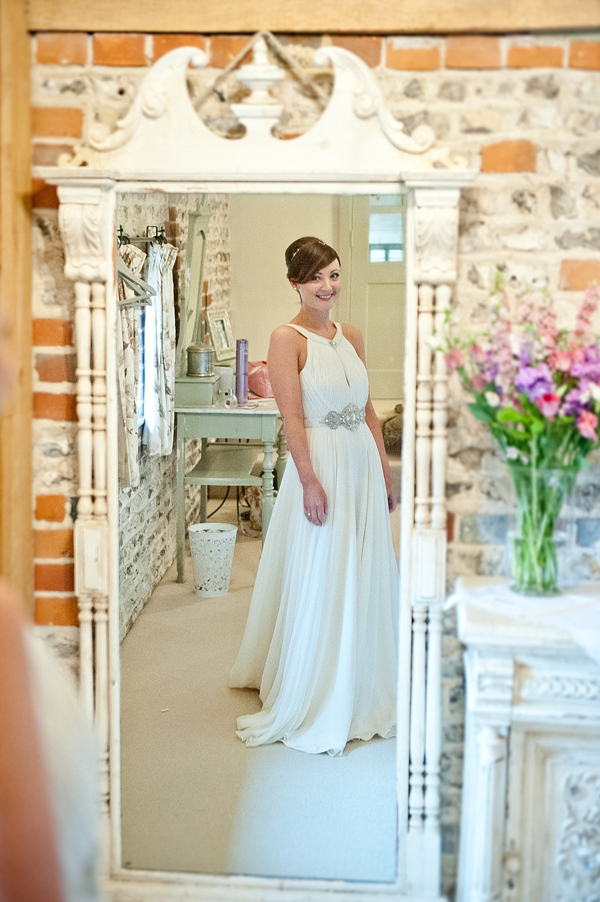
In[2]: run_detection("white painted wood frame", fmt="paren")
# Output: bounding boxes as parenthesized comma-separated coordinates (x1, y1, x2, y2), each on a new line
(34, 38, 477, 902)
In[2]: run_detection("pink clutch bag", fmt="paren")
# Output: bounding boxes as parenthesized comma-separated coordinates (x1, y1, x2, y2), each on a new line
(247, 360, 274, 398)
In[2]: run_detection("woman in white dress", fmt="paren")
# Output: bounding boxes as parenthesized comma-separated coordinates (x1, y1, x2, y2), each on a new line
(230, 236, 399, 756)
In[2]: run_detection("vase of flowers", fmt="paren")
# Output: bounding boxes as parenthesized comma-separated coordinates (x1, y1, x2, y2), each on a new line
(442, 278, 600, 596)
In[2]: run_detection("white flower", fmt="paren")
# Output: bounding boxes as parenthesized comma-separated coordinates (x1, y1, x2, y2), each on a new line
(589, 382, 600, 402)
(485, 391, 500, 407)
(506, 446, 519, 460)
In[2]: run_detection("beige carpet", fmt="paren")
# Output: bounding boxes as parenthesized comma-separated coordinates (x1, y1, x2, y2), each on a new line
(120, 499, 400, 883)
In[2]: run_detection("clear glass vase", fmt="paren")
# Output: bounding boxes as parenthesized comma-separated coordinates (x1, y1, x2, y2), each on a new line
(507, 465, 578, 596)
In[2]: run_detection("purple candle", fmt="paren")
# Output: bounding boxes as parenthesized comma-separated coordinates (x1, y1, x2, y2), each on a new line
(235, 339, 248, 406)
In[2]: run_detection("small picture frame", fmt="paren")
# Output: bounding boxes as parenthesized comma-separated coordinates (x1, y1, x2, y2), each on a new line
(206, 308, 235, 361)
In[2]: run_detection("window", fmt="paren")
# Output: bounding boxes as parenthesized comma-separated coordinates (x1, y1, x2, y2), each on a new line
(368, 195, 404, 263)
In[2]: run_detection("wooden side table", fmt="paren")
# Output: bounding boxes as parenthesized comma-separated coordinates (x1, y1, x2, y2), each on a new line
(175, 401, 286, 583)
(454, 576, 600, 902)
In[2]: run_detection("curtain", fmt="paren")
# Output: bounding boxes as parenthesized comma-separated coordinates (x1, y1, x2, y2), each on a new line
(144, 243, 178, 456)
(117, 244, 147, 488)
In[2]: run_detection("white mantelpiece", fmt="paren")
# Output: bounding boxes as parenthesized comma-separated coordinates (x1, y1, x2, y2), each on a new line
(455, 577, 600, 902)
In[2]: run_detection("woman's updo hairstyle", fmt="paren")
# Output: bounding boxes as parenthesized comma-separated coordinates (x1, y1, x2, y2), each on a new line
(285, 236, 339, 284)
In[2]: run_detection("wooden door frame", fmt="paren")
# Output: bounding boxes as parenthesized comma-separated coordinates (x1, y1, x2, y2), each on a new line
(0, 0, 33, 608)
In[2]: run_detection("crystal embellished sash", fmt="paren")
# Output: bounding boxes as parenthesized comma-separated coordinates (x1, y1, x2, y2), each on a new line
(305, 403, 366, 431)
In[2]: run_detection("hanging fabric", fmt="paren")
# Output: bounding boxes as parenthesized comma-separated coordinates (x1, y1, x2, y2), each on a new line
(144, 242, 178, 456)
(116, 243, 147, 487)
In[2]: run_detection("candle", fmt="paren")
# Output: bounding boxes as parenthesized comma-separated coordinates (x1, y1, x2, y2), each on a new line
(235, 339, 248, 406)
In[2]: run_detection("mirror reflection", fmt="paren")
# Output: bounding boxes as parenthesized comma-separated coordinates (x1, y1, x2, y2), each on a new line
(117, 192, 405, 881)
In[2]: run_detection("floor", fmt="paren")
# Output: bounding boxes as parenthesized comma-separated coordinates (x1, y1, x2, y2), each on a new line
(120, 494, 401, 883)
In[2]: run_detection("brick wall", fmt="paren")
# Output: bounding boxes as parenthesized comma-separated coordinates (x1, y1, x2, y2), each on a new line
(31, 29, 600, 895)
(116, 192, 231, 638)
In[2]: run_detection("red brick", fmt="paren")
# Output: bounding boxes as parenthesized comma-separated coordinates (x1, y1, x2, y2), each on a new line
(35, 529, 74, 559)
(446, 36, 501, 69)
(482, 140, 536, 173)
(32, 143, 75, 166)
(32, 181, 59, 209)
(32, 107, 83, 139)
(35, 597, 79, 627)
(331, 36, 382, 68)
(35, 562, 75, 592)
(35, 495, 67, 522)
(386, 45, 440, 71)
(93, 33, 146, 67)
(33, 392, 77, 421)
(559, 260, 600, 290)
(507, 44, 564, 68)
(35, 353, 76, 384)
(152, 34, 207, 62)
(209, 35, 252, 68)
(36, 32, 87, 66)
(33, 319, 73, 347)
(569, 40, 600, 70)
(447, 512, 455, 543)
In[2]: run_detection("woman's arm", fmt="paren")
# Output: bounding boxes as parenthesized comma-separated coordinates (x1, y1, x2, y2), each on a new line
(268, 327, 328, 525)
(0, 583, 65, 902)
(342, 324, 397, 513)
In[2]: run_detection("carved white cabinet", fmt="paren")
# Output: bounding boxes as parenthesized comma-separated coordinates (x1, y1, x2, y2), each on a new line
(455, 577, 600, 902)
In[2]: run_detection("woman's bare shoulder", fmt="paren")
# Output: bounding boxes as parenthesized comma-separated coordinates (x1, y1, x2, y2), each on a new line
(340, 322, 364, 348)
(270, 324, 303, 347)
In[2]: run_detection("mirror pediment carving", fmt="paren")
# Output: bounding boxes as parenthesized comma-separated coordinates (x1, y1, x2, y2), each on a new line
(53, 35, 476, 183)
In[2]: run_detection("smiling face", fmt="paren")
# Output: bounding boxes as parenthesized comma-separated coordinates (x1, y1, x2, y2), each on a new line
(290, 259, 341, 313)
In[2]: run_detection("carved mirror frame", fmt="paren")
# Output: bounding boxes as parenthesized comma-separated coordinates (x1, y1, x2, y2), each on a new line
(34, 40, 477, 902)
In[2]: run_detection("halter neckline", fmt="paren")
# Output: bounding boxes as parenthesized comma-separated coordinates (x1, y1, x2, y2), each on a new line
(287, 322, 342, 347)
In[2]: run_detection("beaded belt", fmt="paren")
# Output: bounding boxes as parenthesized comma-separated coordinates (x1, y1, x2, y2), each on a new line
(304, 403, 366, 431)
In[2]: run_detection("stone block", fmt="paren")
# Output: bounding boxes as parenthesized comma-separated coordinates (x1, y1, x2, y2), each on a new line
(576, 518, 600, 547)
(577, 149, 600, 177)
(501, 228, 549, 251)
(459, 514, 511, 544)
(524, 74, 559, 98)
(460, 108, 504, 133)
(556, 228, 600, 251)
(438, 80, 466, 102)
(550, 185, 577, 219)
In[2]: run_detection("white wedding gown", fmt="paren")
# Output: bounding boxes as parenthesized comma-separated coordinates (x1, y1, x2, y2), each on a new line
(229, 323, 399, 756)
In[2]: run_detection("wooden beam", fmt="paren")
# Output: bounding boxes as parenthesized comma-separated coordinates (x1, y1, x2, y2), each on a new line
(25, 0, 600, 34)
(0, 0, 33, 610)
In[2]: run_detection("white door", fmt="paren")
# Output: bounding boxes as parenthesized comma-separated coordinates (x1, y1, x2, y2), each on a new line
(338, 194, 406, 401)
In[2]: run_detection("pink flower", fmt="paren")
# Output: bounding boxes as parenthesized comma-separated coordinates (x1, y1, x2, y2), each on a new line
(536, 394, 561, 420)
(554, 351, 572, 372)
(577, 410, 598, 441)
(471, 374, 486, 393)
(444, 348, 464, 371)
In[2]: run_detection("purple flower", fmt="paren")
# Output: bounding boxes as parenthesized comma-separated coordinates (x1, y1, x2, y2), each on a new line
(562, 387, 589, 417)
(514, 363, 554, 402)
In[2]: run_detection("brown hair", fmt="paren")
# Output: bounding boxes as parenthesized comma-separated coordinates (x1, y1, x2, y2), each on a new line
(285, 236, 340, 284)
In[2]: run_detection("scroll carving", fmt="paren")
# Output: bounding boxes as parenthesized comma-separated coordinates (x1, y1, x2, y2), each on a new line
(314, 46, 435, 154)
(88, 47, 208, 151)
(58, 193, 109, 283)
(556, 770, 600, 902)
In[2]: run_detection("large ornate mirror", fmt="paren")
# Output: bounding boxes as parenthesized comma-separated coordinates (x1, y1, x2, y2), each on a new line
(34, 35, 476, 901)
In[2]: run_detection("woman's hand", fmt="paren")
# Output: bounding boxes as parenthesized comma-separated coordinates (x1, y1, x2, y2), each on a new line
(303, 479, 328, 526)
(385, 477, 397, 513)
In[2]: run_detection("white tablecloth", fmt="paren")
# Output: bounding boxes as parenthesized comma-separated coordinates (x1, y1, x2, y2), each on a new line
(446, 580, 600, 665)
